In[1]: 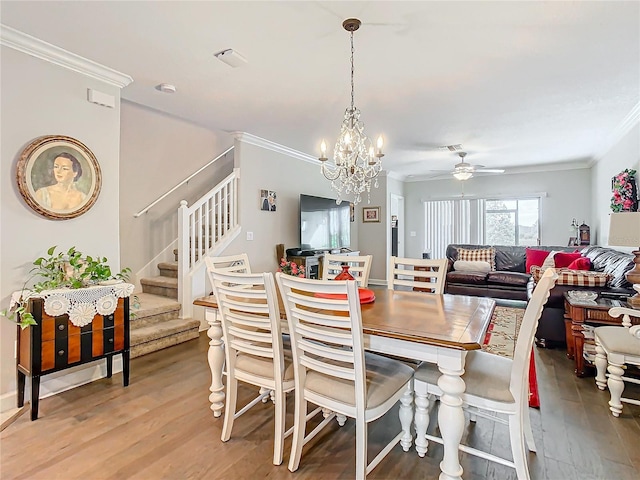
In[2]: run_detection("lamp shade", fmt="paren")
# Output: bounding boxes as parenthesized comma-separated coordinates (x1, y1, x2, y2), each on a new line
(608, 212, 640, 247)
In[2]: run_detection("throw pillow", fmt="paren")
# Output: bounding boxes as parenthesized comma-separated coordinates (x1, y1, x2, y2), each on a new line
(530, 265, 609, 286)
(567, 257, 591, 271)
(456, 247, 496, 271)
(554, 252, 583, 268)
(453, 260, 491, 273)
(525, 248, 551, 274)
(541, 250, 560, 270)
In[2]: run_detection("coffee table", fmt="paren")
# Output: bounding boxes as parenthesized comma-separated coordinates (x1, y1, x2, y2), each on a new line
(564, 293, 640, 377)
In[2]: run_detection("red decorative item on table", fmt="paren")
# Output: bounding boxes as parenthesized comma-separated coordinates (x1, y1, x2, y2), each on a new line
(334, 264, 355, 281)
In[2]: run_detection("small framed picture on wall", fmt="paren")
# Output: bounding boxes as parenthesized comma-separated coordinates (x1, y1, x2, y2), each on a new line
(260, 189, 276, 211)
(362, 206, 380, 223)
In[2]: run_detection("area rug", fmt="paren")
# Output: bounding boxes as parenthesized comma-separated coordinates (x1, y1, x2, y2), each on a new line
(481, 306, 540, 408)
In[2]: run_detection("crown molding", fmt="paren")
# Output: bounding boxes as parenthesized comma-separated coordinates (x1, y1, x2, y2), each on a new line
(231, 132, 320, 166)
(593, 101, 640, 162)
(0, 24, 133, 88)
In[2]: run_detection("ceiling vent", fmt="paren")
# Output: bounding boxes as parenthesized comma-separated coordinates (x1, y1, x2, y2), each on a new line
(439, 144, 463, 152)
(213, 49, 248, 68)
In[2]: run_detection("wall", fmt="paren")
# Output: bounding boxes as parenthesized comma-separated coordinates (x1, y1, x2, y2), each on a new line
(219, 139, 359, 274)
(119, 102, 233, 285)
(0, 46, 123, 408)
(403, 168, 592, 259)
(591, 121, 640, 246)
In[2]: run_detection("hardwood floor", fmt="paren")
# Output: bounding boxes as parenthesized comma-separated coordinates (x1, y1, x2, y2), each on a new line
(2, 333, 640, 480)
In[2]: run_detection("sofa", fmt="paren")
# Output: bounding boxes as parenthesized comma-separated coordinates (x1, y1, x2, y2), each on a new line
(535, 245, 635, 347)
(444, 244, 577, 301)
(444, 243, 635, 347)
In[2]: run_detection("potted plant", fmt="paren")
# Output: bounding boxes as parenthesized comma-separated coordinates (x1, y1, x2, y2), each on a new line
(2, 246, 133, 328)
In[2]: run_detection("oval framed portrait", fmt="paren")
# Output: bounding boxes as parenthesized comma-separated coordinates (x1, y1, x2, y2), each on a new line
(16, 135, 102, 220)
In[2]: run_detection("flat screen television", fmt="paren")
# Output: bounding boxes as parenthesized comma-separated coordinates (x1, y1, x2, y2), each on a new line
(299, 194, 350, 251)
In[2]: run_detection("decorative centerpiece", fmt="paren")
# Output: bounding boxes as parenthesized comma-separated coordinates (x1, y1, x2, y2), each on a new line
(334, 264, 355, 281)
(278, 258, 306, 278)
(2, 246, 134, 329)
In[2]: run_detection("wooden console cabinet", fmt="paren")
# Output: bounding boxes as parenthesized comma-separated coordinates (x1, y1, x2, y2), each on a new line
(564, 294, 639, 377)
(17, 297, 130, 420)
(287, 255, 320, 279)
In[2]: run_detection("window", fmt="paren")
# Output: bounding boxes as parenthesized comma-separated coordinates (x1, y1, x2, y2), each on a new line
(484, 198, 539, 246)
(423, 199, 485, 258)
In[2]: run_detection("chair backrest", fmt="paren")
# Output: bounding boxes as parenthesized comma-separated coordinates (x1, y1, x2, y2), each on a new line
(209, 270, 286, 381)
(205, 254, 251, 292)
(276, 274, 366, 414)
(322, 254, 373, 287)
(387, 256, 448, 293)
(608, 306, 638, 329)
(509, 268, 557, 400)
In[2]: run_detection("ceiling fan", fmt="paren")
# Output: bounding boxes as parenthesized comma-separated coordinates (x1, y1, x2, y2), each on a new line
(449, 152, 505, 181)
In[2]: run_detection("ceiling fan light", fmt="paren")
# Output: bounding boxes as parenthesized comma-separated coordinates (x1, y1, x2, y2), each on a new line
(453, 171, 473, 181)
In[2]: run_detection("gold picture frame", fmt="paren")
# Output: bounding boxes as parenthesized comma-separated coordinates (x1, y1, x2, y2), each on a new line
(362, 206, 380, 223)
(16, 135, 102, 220)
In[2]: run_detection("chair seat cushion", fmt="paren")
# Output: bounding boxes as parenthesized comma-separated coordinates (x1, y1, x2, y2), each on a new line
(235, 350, 295, 382)
(414, 350, 514, 404)
(595, 326, 640, 356)
(305, 352, 414, 410)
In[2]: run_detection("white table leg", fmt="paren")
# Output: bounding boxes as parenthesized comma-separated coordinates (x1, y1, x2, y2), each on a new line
(399, 382, 413, 452)
(206, 308, 225, 418)
(437, 351, 466, 480)
(414, 382, 430, 457)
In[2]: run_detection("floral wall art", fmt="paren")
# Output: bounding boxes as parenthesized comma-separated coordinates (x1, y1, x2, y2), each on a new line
(610, 168, 638, 212)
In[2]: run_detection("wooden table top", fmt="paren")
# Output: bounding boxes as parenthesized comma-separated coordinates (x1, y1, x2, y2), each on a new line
(195, 289, 495, 351)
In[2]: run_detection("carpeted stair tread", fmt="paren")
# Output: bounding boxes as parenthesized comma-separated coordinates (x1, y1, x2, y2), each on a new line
(130, 317, 200, 345)
(133, 293, 181, 319)
(140, 276, 178, 288)
(157, 262, 178, 278)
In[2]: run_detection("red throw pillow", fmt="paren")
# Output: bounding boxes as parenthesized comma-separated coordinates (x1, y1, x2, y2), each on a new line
(526, 248, 551, 274)
(567, 257, 591, 271)
(554, 252, 583, 268)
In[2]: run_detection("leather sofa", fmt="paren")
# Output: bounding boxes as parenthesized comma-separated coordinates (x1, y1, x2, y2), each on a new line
(444, 244, 635, 348)
(535, 246, 635, 347)
(444, 244, 576, 301)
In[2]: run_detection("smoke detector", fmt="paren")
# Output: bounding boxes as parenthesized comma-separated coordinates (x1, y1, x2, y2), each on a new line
(155, 83, 177, 94)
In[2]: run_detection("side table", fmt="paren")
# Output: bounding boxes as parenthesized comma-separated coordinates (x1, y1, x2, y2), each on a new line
(17, 297, 130, 420)
(564, 294, 639, 377)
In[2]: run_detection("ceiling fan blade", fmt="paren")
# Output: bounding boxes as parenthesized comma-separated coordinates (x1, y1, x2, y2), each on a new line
(476, 168, 505, 173)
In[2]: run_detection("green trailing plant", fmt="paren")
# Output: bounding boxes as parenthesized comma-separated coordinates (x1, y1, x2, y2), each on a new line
(2, 246, 134, 329)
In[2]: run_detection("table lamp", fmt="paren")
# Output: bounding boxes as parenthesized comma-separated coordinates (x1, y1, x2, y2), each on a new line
(608, 212, 640, 305)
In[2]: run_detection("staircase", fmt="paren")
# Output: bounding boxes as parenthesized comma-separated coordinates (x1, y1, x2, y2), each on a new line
(132, 262, 200, 358)
(129, 167, 240, 357)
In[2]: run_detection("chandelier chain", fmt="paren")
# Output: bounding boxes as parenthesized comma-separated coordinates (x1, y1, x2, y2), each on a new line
(350, 30, 355, 112)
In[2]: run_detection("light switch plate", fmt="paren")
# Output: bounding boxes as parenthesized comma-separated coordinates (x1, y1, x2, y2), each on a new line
(246, 232, 254, 241)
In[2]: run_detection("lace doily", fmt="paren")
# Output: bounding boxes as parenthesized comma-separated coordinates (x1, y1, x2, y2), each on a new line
(11, 282, 134, 327)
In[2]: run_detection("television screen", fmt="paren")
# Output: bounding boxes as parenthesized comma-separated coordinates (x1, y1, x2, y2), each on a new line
(300, 194, 350, 251)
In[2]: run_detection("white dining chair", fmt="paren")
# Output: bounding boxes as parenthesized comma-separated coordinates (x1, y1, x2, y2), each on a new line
(205, 253, 251, 275)
(322, 253, 373, 287)
(276, 273, 414, 479)
(595, 304, 640, 417)
(412, 268, 557, 480)
(388, 256, 448, 293)
(209, 270, 294, 465)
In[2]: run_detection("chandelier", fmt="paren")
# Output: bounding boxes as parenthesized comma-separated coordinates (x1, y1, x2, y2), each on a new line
(319, 18, 384, 205)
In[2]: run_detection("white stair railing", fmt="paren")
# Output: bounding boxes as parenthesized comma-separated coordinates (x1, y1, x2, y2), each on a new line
(178, 168, 240, 312)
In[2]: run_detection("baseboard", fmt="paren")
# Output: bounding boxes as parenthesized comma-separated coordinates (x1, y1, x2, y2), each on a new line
(0, 357, 123, 415)
(368, 278, 387, 287)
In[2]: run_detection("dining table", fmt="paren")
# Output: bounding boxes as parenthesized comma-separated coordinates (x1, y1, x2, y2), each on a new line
(194, 288, 495, 480)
